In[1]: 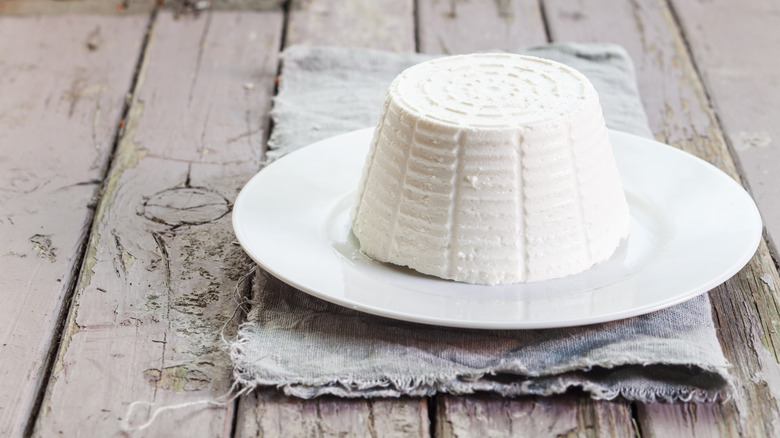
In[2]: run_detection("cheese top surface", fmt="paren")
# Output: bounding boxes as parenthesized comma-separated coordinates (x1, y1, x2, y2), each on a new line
(392, 53, 594, 128)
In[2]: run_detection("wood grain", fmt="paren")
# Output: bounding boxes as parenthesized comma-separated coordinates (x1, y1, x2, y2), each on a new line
(545, 0, 734, 169)
(233, 0, 431, 436)
(33, 10, 283, 437)
(0, 14, 148, 437)
(647, 239, 780, 438)
(545, 0, 780, 436)
(437, 395, 634, 437)
(12, 1, 775, 436)
(0, 0, 154, 15)
(286, 0, 415, 51)
(235, 392, 428, 437)
(417, 0, 548, 54)
(666, 0, 780, 257)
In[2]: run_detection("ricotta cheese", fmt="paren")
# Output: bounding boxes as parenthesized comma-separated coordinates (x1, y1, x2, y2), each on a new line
(351, 53, 629, 285)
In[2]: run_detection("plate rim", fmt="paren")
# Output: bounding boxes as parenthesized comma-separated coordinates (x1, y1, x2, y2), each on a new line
(233, 128, 763, 329)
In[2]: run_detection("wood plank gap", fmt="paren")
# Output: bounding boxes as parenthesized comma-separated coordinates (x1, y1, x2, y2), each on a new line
(21, 5, 161, 438)
(629, 402, 643, 438)
(37, 10, 283, 436)
(278, 0, 291, 55)
(662, 0, 777, 266)
(427, 396, 436, 438)
(226, 267, 256, 437)
(542, 0, 780, 434)
(413, 0, 421, 52)
(20, 210, 90, 438)
(537, 0, 552, 43)
(664, 0, 780, 267)
(229, 396, 241, 438)
(284, 0, 415, 51)
(106, 4, 161, 181)
(264, 0, 290, 151)
(659, 0, 753, 185)
(235, 3, 427, 436)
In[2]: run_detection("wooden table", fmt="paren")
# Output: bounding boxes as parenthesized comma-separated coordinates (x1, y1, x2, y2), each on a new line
(2, 0, 780, 436)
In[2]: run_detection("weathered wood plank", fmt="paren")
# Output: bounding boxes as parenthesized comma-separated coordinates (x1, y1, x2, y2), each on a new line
(0, 0, 282, 16)
(233, 1, 429, 436)
(285, 0, 415, 51)
(33, 10, 283, 437)
(667, 0, 780, 255)
(235, 392, 429, 437)
(638, 240, 780, 438)
(545, 0, 734, 170)
(0, 14, 148, 437)
(163, 0, 285, 13)
(415, 2, 634, 435)
(417, 0, 547, 54)
(0, 0, 154, 15)
(545, 0, 780, 436)
(437, 395, 634, 438)
(635, 400, 739, 438)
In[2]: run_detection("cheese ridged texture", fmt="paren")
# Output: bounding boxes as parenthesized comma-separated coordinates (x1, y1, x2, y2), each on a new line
(351, 53, 629, 285)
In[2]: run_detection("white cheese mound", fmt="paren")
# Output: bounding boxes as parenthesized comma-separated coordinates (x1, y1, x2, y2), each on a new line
(351, 53, 629, 285)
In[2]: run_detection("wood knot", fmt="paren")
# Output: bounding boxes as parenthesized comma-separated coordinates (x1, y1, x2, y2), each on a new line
(30, 234, 56, 262)
(143, 365, 211, 391)
(142, 187, 230, 226)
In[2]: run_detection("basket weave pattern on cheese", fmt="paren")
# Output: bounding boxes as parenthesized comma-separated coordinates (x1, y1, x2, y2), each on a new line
(351, 54, 629, 285)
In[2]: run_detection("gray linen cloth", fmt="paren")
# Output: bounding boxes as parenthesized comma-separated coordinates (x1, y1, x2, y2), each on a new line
(230, 44, 732, 402)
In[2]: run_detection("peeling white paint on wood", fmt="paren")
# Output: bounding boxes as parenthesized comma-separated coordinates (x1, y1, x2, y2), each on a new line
(417, 0, 547, 54)
(34, 10, 283, 437)
(286, 0, 415, 51)
(233, 1, 433, 435)
(545, 0, 780, 436)
(668, 0, 780, 254)
(0, 14, 147, 438)
(236, 391, 429, 438)
(5, 0, 780, 436)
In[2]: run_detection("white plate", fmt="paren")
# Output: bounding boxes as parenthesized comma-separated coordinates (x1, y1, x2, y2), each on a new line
(233, 128, 762, 329)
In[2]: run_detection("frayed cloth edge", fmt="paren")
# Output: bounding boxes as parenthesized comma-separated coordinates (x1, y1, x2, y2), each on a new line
(230, 370, 732, 404)
(229, 324, 734, 404)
